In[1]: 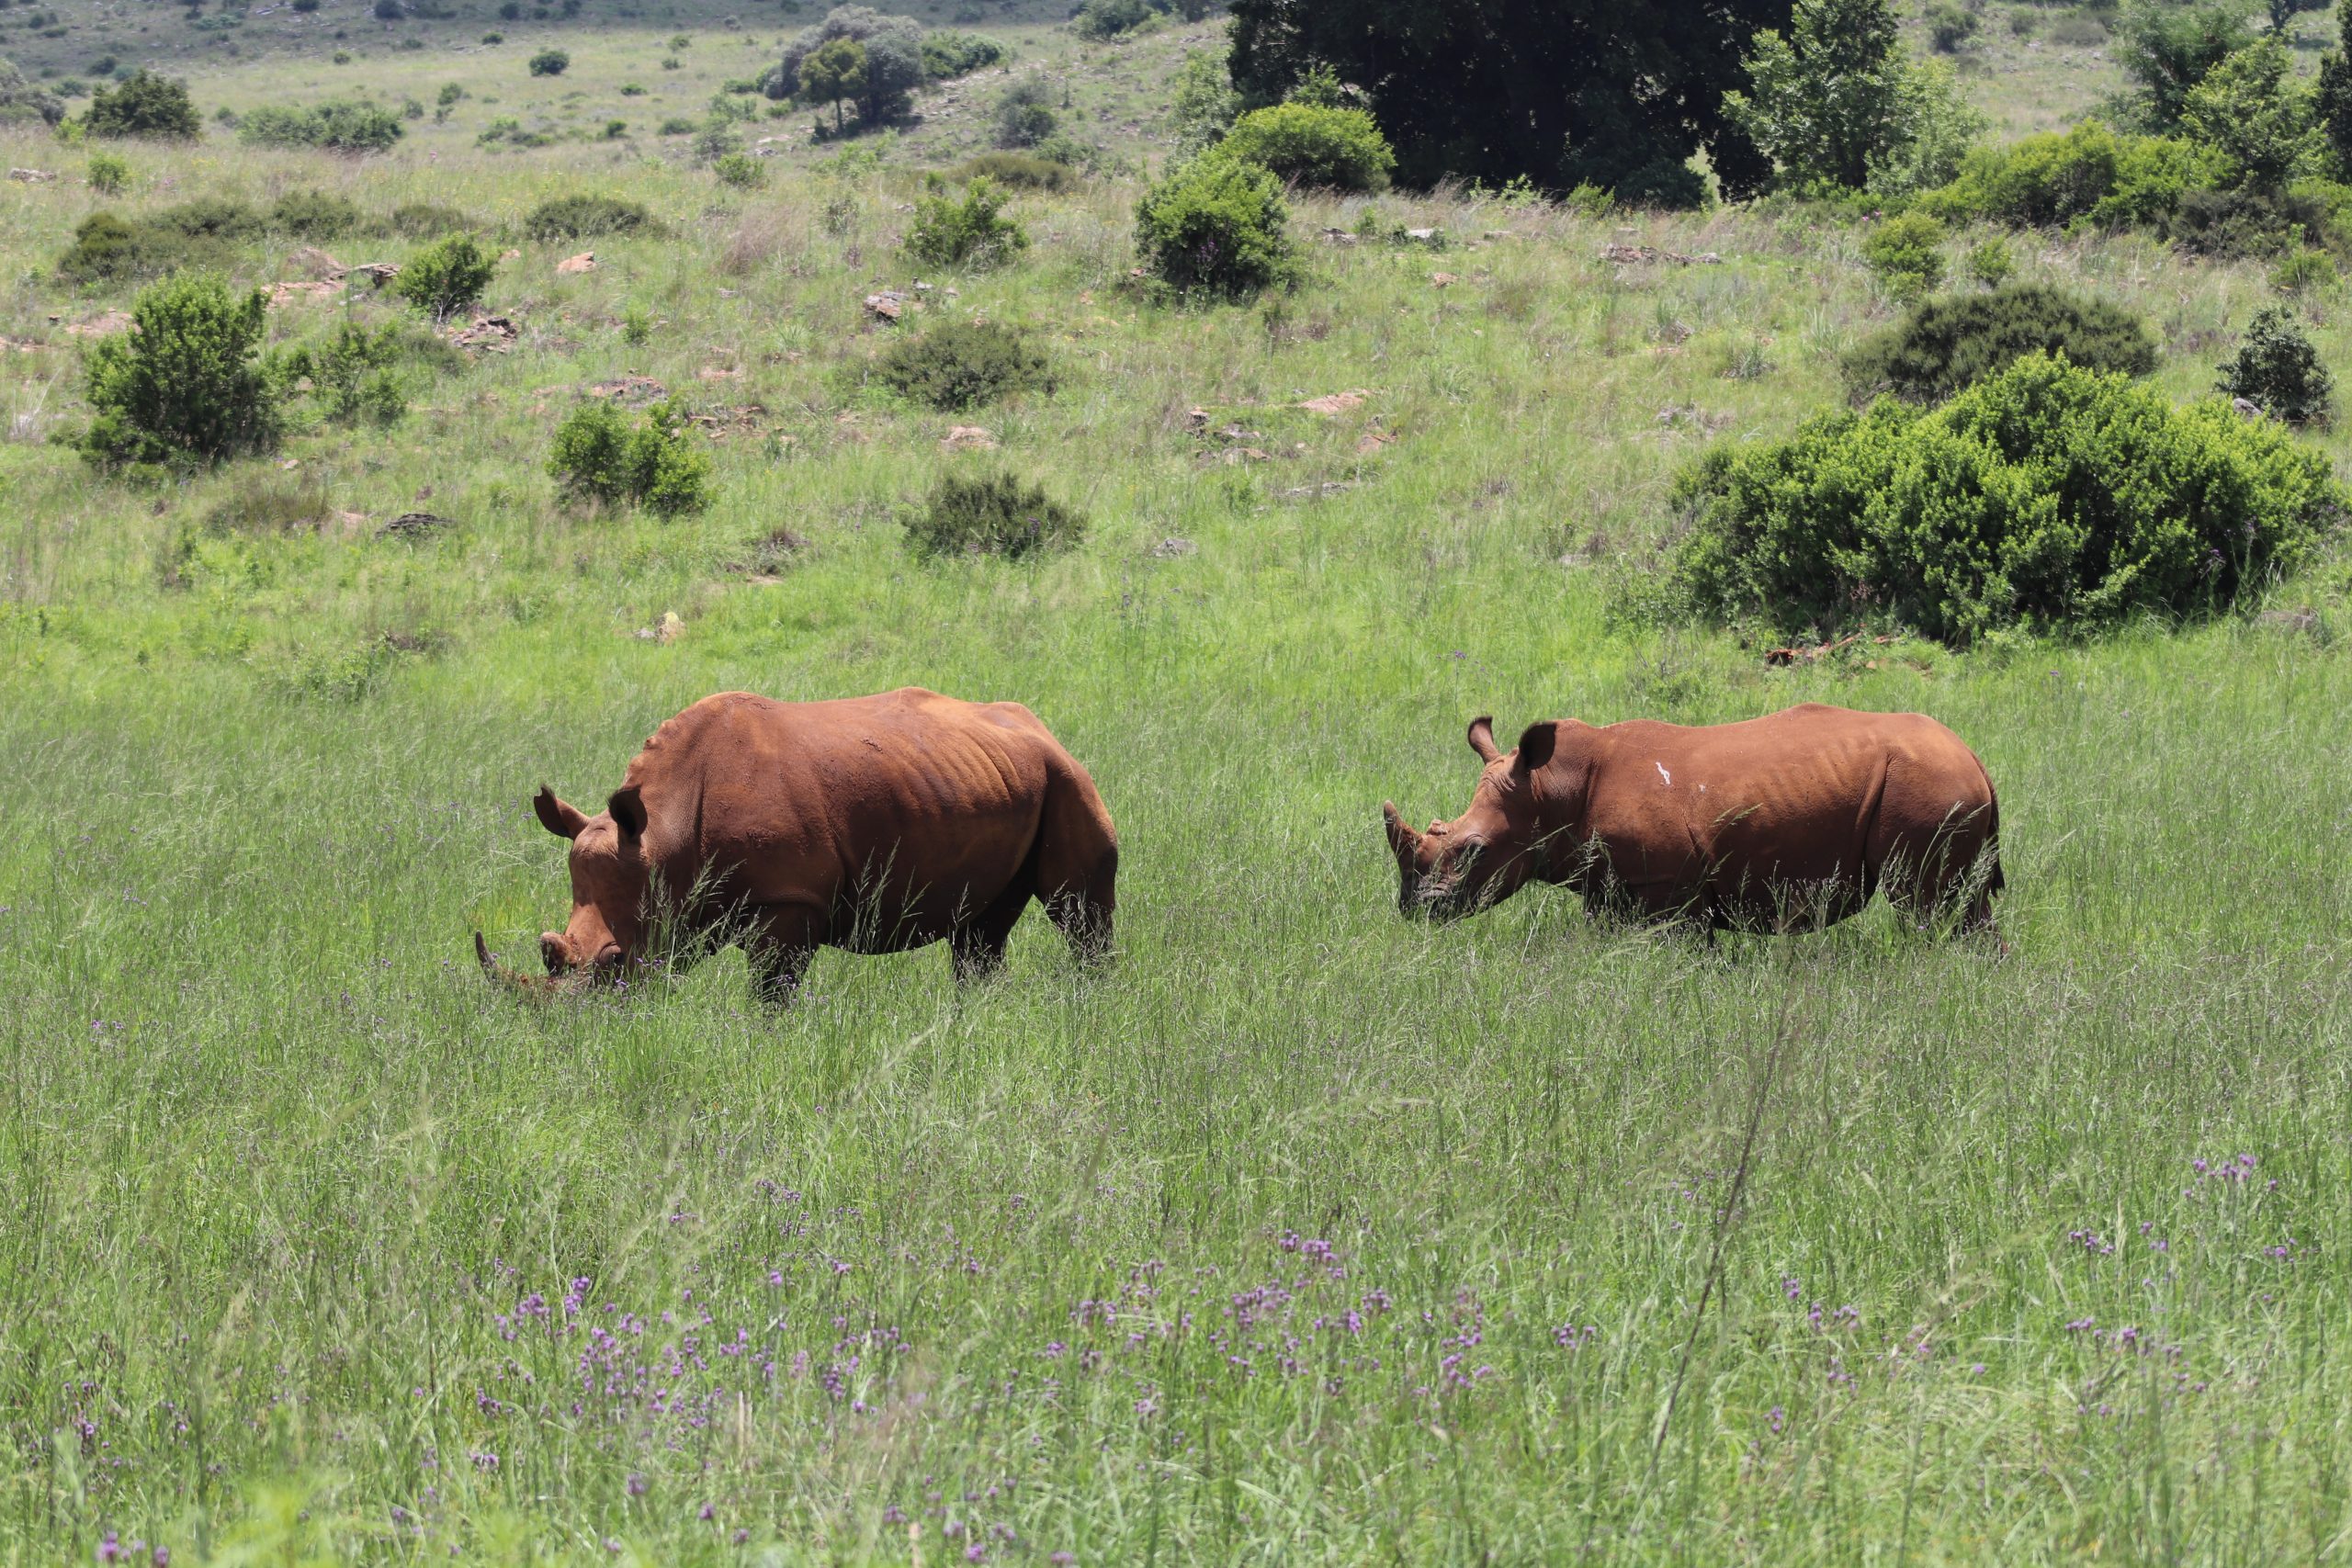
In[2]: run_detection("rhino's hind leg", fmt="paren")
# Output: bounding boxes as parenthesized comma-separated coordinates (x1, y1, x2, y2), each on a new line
(1035, 763, 1118, 968)
(744, 904, 823, 1010)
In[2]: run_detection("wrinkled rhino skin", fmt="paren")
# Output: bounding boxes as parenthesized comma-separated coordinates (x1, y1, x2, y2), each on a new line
(1385, 703, 2003, 941)
(488, 688, 1118, 1006)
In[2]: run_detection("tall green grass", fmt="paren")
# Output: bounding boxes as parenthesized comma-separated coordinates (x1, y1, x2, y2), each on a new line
(3, 17, 2352, 1562)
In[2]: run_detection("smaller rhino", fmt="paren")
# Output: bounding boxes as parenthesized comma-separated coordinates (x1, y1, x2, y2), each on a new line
(1383, 703, 2004, 941)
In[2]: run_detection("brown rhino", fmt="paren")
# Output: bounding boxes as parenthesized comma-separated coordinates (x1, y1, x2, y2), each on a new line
(1382, 703, 2003, 939)
(476, 687, 1119, 1005)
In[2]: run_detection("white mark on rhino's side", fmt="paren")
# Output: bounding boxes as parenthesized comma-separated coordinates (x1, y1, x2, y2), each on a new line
(1697, 783, 1707, 794)
(1655, 761, 1672, 786)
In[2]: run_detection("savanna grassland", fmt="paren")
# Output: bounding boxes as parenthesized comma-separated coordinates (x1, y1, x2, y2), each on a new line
(6, 3, 2352, 1563)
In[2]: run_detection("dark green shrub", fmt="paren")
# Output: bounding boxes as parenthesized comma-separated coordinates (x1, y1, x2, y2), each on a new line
(1074, 0, 1156, 40)
(1670, 354, 2344, 644)
(1964, 238, 2012, 286)
(389, 201, 474, 237)
(956, 151, 1070, 191)
(1925, 0, 1978, 51)
(876, 320, 1054, 410)
(269, 188, 363, 239)
(1218, 102, 1394, 192)
(2161, 185, 2328, 258)
(2271, 246, 2339, 294)
(548, 397, 713, 514)
(238, 98, 403, 152)
(395, 233, 496, 321)
(526, 193, 660, 240)
(81, 272, 280, 469)
(2218, 305, 2334, 424)
(0, 56, 66, 128)
(56, 211, 146, 281)
(55, 199, 259, 282)
(908, 470, 1085, 560)
(714, 152, 764, 187)
(1134, 151, 1293, 299)
(83, 69, 199, 139)
(1843, 285, 2160, 402)
(921, 29, 1002, 78)
(527, 48, 570, 75)
(281, 320, 410, 425)
(993, 79, 1057, 150)
(1923, 121, 2219, 230)
(1860, 211, 1946, 299)
(905, 176, 1028, 268)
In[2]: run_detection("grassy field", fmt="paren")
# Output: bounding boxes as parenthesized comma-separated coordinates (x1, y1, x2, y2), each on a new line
(6, 4, 2352, 1562)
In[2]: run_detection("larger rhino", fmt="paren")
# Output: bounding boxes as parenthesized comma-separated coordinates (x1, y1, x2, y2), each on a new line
(1382, 703, 2004, 940)
(477, 688, 1118, 1005)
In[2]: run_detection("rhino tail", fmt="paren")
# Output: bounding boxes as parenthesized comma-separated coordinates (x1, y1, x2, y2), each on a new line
(1982, 770, 2005, 894)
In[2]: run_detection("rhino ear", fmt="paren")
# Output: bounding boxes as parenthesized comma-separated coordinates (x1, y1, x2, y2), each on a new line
(535, 787, 589, 840)
(1466, 716, 1503, 764)
(607, 784, 648, 842)
(1515, 722, 1558, 772)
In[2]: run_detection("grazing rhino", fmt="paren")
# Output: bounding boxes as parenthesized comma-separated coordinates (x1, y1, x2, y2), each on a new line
(1382, 703, 2003, 940)
(477, 687, 1118, 1005)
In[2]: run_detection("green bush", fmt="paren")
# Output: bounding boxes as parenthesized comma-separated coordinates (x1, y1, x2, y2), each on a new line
(993, 79, 1057, 150)
(955, 151, 1071, 191)
(2162, 185, 2330, 258)
(1134, 151, 1294, 299)
(55, 199, 260, 283)
(1923, 120, 2220, 230)
(395, 233, 496, 321)
(238, 98, 403, 153)
(2218, 305, 2334, 424)
(269, 188, 363, 239)
(1670, 354, 2344, 644)
(905, 176, 1028, 269)
(1964, 237, 2013, 286)
(0, 55, 66, 128)
(80, 272, 280, 470)
(390, 201, 475, 237)
(922, 30, 1003, 78)
(1074, 0, 1157, 40)
(1217, 101, 1395, 192)
(83, 69, 199, 139)
(714, 152, 765, 187)
(281, 320, 412, 425)
(1925, 0, 1978, 51)
(526, 194, 660, 240)
(1842, 284, 2161, 402)
(527, 48, 570, 76)
(875, 320, 1055, 410)
(85, 149, 129, 193)
(548, 397, 713, 515)
(1860, 210, 1946, 299)
(2270, 246, 2339, 294)
(908, 470, 1085, 560)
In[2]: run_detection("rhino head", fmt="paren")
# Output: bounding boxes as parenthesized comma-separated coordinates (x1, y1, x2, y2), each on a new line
(487, 784, 655, 987)
(1383, 716, 1559, 922)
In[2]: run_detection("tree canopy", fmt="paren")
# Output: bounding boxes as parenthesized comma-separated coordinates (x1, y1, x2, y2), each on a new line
(1226, 0, 1797, 204)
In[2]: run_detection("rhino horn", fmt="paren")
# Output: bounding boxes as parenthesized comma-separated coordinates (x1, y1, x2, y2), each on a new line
(475, 931, 551, 997)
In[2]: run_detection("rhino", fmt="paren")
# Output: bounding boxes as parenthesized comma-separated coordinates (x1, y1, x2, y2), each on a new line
(477, 687, 1119, 1005)
(1382, 702, 2003, 940)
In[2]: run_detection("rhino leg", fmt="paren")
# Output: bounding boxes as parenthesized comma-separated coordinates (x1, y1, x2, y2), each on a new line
(950, 878, 1033, 984)
(744, 904, 823, 1010)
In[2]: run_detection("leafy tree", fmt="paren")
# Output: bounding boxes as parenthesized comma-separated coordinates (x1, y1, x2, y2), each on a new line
(2319, 0, 2352, 173)
(2219, 303, 2334, 423)
(81, 273, 279, 470)
(1167, 48, 1239, 154)
(2181, 35, 2318, 189)
(775, 6, 924, 126)
(83, 69, 200, 140)
(1724, 0, 1984, 194)
(2113, 1, 2254, 131)
(529, 48, 570, 76)
(1227, 0, 1799, 203)
(993, 76, 1057, 148)
(0, 55, 64, 127)
(2269, 0, 2329, 30)
(799, 36, 866, 131)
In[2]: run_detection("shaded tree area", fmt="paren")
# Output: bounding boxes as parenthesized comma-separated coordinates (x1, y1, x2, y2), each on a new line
(1227, 0, 1796, 204)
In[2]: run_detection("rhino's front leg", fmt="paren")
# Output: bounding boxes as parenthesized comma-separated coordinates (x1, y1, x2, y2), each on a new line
(744, 904, 824, 1010)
